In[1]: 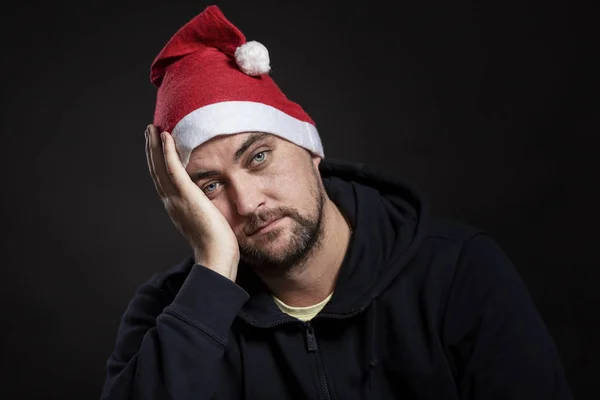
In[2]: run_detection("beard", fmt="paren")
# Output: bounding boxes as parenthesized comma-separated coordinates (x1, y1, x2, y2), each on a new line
(238, 169, 326, 276)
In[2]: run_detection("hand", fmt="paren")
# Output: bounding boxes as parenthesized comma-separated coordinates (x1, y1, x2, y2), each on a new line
(145, 124, 240, 282)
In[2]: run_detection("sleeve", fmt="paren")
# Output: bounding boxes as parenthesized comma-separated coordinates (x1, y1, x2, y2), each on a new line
(100, 264, 250, 400)
(442, 234, 573, 400)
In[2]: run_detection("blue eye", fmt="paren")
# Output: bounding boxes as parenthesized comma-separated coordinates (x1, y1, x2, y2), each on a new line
(254, 152, 266, 162)
(204, 182, 219, 192)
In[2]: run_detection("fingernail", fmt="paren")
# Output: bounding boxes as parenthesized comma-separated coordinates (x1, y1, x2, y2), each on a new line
(145, 126, 150, 140)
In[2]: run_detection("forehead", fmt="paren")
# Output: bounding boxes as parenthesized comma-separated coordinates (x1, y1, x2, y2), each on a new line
(198, 131, 277, 153)
(207, 131, 274, 147)
(186, 132, 283, 168)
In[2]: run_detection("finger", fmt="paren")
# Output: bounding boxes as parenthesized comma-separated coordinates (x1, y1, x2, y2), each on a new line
(161, 131, 197, 193)
(145, 124, 173, 198)
(145, 124, 166, 198)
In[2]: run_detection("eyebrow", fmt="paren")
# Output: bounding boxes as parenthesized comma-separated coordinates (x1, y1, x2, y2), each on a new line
(191, 132, 272, 182)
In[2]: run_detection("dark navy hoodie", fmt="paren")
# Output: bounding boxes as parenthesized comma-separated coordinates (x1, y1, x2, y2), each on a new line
(101, 158, 572, 399)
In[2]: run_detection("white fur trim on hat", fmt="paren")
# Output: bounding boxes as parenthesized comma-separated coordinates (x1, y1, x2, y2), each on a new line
(172, 101, 323, 167)
(234, 41, 271, 76)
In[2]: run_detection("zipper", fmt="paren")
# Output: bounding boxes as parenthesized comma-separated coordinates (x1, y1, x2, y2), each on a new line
(305, 322, 332, 400)
(239, 303, 372, 399)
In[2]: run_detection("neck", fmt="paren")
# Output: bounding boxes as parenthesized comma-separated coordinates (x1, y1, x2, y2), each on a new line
(257, 198, 352, 307)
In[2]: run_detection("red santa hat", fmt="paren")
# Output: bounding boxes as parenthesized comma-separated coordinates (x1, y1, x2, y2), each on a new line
(150, 5, 323, 168)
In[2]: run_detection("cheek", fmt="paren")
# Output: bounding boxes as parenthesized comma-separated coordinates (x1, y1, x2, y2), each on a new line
(270, 168, 314, 206)
(268, 166, 301, 196)
(211, 200, 236, 226)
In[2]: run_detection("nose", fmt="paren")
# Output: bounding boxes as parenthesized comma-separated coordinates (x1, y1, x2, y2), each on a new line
(230, 175, 266, 217)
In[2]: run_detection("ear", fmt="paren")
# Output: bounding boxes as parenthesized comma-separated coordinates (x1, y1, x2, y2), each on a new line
(310, 152, 322, 170)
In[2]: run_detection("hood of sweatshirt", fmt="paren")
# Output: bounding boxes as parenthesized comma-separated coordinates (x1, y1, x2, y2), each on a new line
(235, 157, 431, 326)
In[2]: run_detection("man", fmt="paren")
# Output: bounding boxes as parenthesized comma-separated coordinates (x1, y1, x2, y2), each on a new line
(101, 5, 572, 399)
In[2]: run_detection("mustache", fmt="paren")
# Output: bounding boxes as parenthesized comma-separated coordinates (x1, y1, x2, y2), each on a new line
(244, 207, 296, 236)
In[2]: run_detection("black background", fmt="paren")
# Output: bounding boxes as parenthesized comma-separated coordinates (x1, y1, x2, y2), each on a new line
(1, 0, 598, 398)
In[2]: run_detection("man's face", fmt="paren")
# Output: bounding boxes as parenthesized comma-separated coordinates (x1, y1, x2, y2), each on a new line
(185, 132, 326, 275)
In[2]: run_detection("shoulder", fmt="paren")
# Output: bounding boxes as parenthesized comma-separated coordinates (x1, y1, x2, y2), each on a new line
(116, 255, 196, 323)
(424, 217, 514, 274)
(426, 216, 487, 243)
(422, 218, 522, 303)
(139, 254, 196, 297)
(414, 217, 517, 292)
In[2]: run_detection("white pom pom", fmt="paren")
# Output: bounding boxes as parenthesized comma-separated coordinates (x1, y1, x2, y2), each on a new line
(234, 40, 271, 76)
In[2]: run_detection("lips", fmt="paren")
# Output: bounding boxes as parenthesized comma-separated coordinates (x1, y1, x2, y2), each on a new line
(249, 216, 283, 236)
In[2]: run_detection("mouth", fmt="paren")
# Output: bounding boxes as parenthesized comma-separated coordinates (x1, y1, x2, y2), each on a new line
(249, 216, 284, 236)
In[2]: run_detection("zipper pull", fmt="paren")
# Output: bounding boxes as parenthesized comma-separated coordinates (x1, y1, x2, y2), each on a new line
(305, 323, 318, 352)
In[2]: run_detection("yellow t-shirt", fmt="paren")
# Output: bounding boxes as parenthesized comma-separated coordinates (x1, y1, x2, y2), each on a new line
(273, 293, 334, 322)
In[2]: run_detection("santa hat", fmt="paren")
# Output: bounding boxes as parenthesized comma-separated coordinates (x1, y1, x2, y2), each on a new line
(150, 5, 324, 168)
